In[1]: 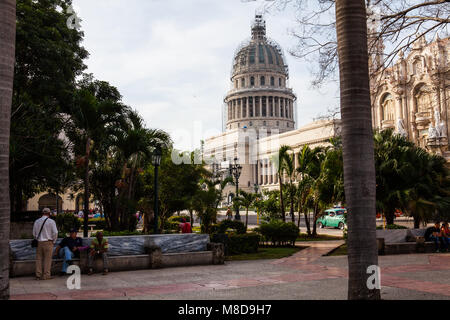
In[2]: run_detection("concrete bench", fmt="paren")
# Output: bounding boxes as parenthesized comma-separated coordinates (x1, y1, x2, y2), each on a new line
(376, 229, 437, 255)
(10, 243, 225, 277)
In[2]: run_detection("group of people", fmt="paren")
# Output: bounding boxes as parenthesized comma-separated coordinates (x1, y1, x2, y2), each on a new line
(33, 208, 109, 280)
(425, 222, 450, 252)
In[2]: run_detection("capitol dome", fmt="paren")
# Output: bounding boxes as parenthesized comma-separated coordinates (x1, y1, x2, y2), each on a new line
(231, 17, 288, 78)
(225, 15, 297, 133)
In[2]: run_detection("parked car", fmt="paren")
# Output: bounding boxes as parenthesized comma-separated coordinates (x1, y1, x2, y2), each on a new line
(317, 208, 347, 230)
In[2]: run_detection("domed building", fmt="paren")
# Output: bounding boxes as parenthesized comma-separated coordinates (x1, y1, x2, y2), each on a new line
(225, 15, 297, 133)
(204, 15, 339, 207)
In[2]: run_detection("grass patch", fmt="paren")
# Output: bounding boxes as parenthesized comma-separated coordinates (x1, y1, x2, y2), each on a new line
(296, 233, 344, 242)
(327, 244, 347, 256)
(225, 246, 305, 261)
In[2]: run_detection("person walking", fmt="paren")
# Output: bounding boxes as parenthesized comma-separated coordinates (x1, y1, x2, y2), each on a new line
(33, 208, 58, 280)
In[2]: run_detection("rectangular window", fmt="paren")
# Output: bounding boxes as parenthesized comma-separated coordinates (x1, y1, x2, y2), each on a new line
(255, 97, 260, 117)
(262, 97, 267, 117)
(258, 44, 265, 63)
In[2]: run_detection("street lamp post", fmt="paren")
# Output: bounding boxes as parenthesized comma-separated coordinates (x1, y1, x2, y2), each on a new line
(151, 145, 162, 234)
(229, 157, 243, 221)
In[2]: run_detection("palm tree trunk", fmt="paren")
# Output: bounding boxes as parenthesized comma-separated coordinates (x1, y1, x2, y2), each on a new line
(278, 173, 285, 222)
(83, 137, 91, 237)
(289, 193, 295, 223)
(336, 0, 380, 300)
(245, 208, 249, 228)
(0, 0, 16, 300)
(312, 203, 318, 237)
(304, 212, 311, 236)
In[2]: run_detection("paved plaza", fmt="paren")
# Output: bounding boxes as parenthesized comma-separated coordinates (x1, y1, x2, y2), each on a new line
(10, 241, 450, 300)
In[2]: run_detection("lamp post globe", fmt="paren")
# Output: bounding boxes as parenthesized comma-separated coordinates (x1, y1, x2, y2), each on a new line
(152, 145, 162, 234)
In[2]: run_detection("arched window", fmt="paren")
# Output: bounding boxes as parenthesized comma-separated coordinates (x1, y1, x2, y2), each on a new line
(260, 76, 265, 86)
(235, 80, 238, 89)
(270, 77, 275, 86)
(415, 84, 433, 114)
(279, 78, 282, 87)
(241, 78, 245, 88)
(381, 94, 395, 121)
(250, 76, 255, 86)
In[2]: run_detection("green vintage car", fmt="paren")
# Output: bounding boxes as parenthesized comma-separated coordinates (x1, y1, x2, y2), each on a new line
(317, 208, 347, 230)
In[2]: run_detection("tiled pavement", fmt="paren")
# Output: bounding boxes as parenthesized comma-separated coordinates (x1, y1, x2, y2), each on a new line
(10, 241, 450, 300)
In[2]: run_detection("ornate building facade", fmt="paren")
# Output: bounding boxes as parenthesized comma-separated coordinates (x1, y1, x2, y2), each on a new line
(370, 35, 450, 160)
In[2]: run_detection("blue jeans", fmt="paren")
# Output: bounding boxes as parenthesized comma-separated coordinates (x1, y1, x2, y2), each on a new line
(430, 236, 449, 251)
(59, 247, 74, 273)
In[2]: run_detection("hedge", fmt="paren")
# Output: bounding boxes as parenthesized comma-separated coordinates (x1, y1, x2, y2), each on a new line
(228, 233, 260, 255)
(258, 220, 299, 246)
(217, 220, 246, 234)
(211, 232, 260, 255)
(376, 224, 408, 230)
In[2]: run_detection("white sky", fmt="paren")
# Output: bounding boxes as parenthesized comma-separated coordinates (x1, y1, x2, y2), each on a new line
(73, 0, 339, 150)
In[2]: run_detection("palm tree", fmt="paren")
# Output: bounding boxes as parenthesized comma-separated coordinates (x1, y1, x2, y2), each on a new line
(296, 145, 325, 236)
(234, 189, 257, 228)
(112, 110, 171, 229)
(274, 145, 291, 222)
(281, 151, 297, 223)
(0, 0, 16, 300)
(67, 84, 126, 237)
(335, 0, 380, 299)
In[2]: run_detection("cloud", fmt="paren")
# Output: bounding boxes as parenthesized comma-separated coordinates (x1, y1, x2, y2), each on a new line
(73, 0, 339, 150)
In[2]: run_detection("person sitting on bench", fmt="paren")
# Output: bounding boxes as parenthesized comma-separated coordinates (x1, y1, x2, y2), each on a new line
(425, 222, 443, 252)
(88, 232, 109, 275)
(54, 228, 83, 276)
(440, 222, 449, 252)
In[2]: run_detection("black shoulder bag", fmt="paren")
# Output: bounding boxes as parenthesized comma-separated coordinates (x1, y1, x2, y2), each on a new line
(31, 218, 49, 248)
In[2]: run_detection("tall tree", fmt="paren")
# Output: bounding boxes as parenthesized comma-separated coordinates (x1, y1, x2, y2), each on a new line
(10, 0, 88, 211)
(234, 189, 257, 228)
(66, 78, 126, 236)
(275, 145, 291, 222)
(0, 0, 16, 301)
(336, 0, 380, 300)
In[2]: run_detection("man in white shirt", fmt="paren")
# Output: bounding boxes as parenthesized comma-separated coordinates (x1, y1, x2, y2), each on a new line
(33, 208, 58, 280)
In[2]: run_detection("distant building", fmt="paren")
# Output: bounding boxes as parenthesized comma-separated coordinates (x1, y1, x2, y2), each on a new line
(204, 15, 339, 205)
(370, 35, 450, 160)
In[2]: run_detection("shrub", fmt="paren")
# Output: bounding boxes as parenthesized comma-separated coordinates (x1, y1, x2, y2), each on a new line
(376, 224, 408, 230)
(217, 220, 246, 235)
(228, 233, 260, 255)
(211, 232, 260, 255)
(96, 230, 143, 237)
(168, 215, 191, 223)
(258, 220, 299, 246)
(164, 215, 191, 231)
(78, 217, 107, 230)
(56, 213, 81, 235)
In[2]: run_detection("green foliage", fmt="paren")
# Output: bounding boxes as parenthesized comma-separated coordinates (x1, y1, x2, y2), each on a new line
(217, 220, 247, 234)
(77, 217, 106, 230)
(95, 230, 143, 237)
(227, 233, 260, 255)
(168, 215, 191, 223)
(164, 215, 192, 231)
(10, 0, 88, 211)
(374, 129, 450, 225)
(56, 213, 81, 235)
(258, 220, 299, 246)
(376, 224, 408, 230)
